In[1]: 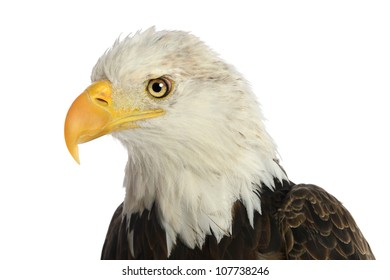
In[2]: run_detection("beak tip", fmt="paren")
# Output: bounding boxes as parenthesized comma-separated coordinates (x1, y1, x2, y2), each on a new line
(72, 150, 81, 165)
(74, 156, 81, 165)
(66, 142, 81, 164)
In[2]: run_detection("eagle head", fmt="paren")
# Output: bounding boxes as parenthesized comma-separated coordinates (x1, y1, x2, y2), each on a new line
(64, 27, 286, 252)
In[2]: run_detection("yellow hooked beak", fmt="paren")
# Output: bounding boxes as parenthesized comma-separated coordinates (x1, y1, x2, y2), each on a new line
(64, 80, 164, 163)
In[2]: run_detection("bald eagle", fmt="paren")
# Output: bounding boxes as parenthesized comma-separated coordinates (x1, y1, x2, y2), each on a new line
(64, 28, 374, 260)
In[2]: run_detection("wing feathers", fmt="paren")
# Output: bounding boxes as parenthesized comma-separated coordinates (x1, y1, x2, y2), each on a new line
(101, 181, 374, 260)
(279, 184, 375, 260)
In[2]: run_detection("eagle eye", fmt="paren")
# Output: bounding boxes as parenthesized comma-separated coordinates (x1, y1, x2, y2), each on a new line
(147, 77, 172, 98)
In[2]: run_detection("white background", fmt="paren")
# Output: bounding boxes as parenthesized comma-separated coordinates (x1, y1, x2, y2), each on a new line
(1, 0, 388, 278)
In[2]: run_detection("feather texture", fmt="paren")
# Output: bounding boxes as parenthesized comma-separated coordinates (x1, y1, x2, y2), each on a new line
(91, 28, 287, 249)
(79, 28, 375, 260)
(101, 179, 374, 259)
(279, 184, 374, 259)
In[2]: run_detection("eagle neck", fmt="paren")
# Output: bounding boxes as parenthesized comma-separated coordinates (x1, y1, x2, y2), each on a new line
(121, 142, 287, 256)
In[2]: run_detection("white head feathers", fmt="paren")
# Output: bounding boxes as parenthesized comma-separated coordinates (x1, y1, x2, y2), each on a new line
(91, 27, 287, 255)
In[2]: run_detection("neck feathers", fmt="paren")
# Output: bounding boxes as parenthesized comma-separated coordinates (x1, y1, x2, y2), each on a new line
(122, 135, 287, 256)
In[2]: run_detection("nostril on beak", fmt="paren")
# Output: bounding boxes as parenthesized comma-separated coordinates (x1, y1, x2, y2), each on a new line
(95, 97, 109, 106)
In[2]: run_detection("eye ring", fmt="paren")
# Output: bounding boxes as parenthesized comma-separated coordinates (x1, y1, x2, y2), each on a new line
(147, 77, 173, 98)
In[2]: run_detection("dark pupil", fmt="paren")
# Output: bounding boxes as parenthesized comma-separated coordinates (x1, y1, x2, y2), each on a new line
(152, 82, 163, 92)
